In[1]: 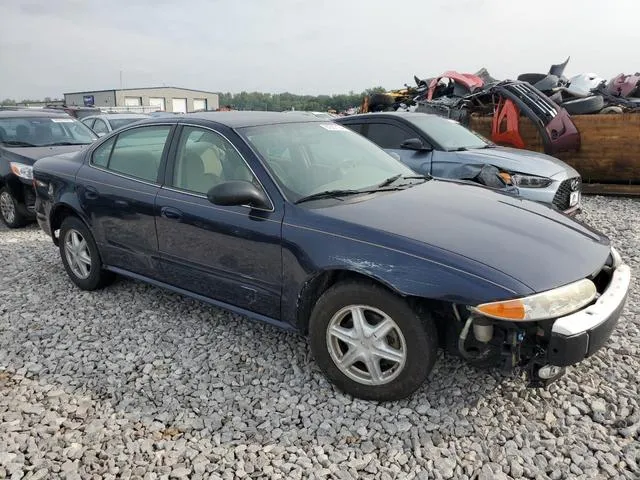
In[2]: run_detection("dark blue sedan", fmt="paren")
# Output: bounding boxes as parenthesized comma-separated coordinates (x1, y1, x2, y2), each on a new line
(32, 112, 631, 400)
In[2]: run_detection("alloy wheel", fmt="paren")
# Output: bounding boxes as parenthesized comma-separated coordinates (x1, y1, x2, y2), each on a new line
(326, 305, 407, 386)
(64, 229, 92, 279)
(0, 191, 16, 224)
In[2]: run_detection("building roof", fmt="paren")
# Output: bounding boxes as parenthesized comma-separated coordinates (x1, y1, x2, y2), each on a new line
(184, 111, 326, 128)
(64, 86, 220, 96)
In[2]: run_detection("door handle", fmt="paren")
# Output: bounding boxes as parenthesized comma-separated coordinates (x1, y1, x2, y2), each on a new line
(84, 186, 99, 200)
(161, 206, 183, 220)
(114, 200, 129, 208)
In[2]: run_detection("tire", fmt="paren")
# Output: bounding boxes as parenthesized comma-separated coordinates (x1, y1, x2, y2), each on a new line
(0, 187, 27, 228)
(562, 95, 605, 115)
(309, 281, 438, 401)
(58, 216, 114, 290)
(599, 106, 624, 114)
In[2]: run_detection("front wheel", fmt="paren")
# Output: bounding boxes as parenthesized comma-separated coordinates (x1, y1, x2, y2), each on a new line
(309, 281, 438, 401)
(0, 187, 27, 228)
(59, 216, 114, 290)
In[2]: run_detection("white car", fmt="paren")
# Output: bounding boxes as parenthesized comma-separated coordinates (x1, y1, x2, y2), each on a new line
(82, 114, 150, 137)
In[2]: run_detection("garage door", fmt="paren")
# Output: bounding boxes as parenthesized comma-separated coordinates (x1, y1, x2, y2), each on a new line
(149, 97, 165, 111)
(193, 99, 207, 111)
(124, 97, 142, 107)
(172, 98, 187, 113)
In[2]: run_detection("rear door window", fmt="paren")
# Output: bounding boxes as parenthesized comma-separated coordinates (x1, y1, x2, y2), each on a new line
(92, 126, 171, 183)
(92, 119, 109, 135)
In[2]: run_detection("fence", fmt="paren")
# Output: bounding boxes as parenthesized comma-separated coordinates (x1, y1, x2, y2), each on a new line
(469, 113, 640, 185)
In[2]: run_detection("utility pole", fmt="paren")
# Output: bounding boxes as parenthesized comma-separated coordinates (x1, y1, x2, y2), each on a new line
(119, 70, 123, 89)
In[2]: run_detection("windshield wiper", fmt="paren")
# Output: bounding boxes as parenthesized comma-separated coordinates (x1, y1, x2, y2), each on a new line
(376, 174, 402, 188)
(1, 140, 37, 147)
(44, 142, 89, 146)
(294, 189, 366, 205)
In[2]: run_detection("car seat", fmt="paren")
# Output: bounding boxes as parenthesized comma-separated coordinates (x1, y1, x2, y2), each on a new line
(180, 151, 218, 194)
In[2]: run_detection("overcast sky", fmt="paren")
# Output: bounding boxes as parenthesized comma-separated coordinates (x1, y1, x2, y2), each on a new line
(1, 0, 639, 100)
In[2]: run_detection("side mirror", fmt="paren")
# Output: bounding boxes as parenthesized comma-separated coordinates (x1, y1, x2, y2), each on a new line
(207, 181, 270, 210)
(401, 138, 430, 151)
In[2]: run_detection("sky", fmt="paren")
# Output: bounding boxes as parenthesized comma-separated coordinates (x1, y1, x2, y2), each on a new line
(1, 0, 639, 100)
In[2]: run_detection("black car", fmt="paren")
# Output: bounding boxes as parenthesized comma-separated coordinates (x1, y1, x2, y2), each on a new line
(0, 110, 98, 227)
(32, 112, 630, 401)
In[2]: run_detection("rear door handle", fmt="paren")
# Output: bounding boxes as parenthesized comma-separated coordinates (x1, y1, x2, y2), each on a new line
(84, 186, 99, 200)
(161, 206, 183, 220)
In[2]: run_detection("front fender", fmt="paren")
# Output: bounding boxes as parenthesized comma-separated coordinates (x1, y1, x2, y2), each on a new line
(281, 220, 532, 328)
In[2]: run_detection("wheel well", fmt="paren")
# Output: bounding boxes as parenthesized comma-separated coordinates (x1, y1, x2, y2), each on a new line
(49, 205, 80, 245)
(295, 269, 451, 338)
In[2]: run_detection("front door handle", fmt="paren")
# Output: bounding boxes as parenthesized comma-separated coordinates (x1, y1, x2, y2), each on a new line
(84, 186, 99, 200)
(161, 206, 183, 220)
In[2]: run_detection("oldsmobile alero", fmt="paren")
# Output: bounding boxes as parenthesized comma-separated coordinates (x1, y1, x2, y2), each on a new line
(32, 111, 631, 400)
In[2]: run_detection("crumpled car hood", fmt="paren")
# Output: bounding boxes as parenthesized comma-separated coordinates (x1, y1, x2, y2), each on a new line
(450, 146, 575, 178)
(316, 179, 609, 293)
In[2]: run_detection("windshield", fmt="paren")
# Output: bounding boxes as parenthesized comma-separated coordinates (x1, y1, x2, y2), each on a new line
(240, 122, 416, 203)
(410, 115, 490, 151)
(109, 118, 146, 131)
(0, 116, 98, 147)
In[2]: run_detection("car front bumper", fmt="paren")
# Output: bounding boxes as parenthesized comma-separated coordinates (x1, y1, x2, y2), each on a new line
(547, 262, 631, 367)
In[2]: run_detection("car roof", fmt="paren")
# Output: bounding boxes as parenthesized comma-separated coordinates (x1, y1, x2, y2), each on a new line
(86, 113, 150, 120)
(338, 112, 441, 121)
(0, 109, 73, 119)
(183, 111, 326, 128)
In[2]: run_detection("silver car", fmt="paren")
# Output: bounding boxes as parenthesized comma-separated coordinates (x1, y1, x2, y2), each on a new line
(81, 113, 150, 137)
(336, 112, 582, 215)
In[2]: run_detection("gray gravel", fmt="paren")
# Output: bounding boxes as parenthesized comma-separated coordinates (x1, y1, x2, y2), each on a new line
(1, 195, 639, 479)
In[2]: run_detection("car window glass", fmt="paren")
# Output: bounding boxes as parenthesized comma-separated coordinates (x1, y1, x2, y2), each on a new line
(92, 119, 109, 135)
(366, 123, 414, 149)
(106, 126, 171, 182)
(171, 126, 257, 195)
(341, 123, 365, 135)
(91, 137, 115, 167)
(83, 118, 95, 129)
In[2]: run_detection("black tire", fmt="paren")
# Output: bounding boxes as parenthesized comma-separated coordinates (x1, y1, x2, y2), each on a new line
(0, 187, 27, 228)
(562, 95, 605, 115)
(309, 281, 438, 401)
(58, 216, 114, 290)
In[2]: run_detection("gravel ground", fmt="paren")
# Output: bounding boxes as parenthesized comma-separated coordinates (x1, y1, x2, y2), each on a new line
(0, 195, 639, 480)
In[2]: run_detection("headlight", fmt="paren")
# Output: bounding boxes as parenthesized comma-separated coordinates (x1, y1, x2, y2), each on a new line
(511, 174, 552, 188)
(472, 278, 597, 321)
(10, 162, 33, 180)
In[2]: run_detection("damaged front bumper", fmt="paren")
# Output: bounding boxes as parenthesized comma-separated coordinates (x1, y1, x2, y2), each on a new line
(547, 262, 631, 367)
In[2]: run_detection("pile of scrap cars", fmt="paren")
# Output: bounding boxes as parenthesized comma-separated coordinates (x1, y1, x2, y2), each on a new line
(358, 57, 640, 196)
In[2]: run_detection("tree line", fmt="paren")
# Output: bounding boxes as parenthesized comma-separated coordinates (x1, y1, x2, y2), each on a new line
(1, 87, 387, 112)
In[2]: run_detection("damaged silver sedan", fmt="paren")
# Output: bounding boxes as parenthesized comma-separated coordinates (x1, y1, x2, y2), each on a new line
(336, 112, 582, 214)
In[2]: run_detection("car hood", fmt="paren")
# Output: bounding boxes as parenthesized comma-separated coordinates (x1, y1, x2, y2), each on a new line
(313, 180, 610, 293)
(452, 146, 573, 177)
(1, 145, 90, 165)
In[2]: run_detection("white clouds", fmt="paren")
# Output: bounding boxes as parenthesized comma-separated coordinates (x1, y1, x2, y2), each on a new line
(1, 0, 638, 99)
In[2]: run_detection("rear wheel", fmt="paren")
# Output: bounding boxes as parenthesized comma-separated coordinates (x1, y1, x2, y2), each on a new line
(0, 187, 27, 228)
(309, 281, 438, 401)
(59, 216, 114, 290)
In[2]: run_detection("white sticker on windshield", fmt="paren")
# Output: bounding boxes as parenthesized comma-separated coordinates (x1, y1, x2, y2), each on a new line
(319, 123, 348, 131)
(51, 118, 75, 123)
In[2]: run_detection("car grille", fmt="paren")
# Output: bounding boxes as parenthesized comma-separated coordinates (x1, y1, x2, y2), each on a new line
(552, 176, 581, 210)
